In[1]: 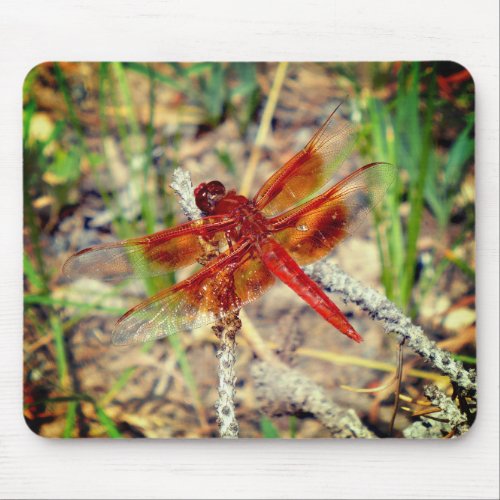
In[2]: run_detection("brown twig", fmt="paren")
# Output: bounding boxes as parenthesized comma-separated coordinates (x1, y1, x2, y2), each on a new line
(389, 340, 405, 435)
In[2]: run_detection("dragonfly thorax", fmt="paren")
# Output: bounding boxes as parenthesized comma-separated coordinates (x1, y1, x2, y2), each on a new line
(194, 181, 271, 243)
(195, 180, 252, 216)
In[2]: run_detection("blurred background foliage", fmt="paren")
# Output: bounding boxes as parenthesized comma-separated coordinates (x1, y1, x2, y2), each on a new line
(23, 62, 475, 438)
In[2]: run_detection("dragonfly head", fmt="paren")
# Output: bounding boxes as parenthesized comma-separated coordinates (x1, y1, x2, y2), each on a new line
(194, 180, 226, 214)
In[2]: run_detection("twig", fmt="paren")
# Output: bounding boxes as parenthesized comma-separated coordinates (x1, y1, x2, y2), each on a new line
(170, 168, 240, 438)
(403, 384, 470, 438)
(251, 361, 375, 438)
(423, 384, 470, 433)
(388, 340, 405, 435)
(213, 313, 240, 438)
(305, 261, 476, 396)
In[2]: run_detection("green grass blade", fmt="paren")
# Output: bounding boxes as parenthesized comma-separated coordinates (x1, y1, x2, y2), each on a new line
(53, 63, 88, 152)
(141, 277, 206, 425)
(452, 354, 476, 365)
(24, 294, 126, 315)
(444, 117, 474, 187)
(111, 62, 141, 140)
(444, 251, 475, 280)
(50, 315, 70, 388)
(401, 65, 437, 309)
(140, 64, 157, 234)
(23, 253, 45, 292)
(215, 147, 237, 175)
(124, 62, 184, 91)
(289, 416, 297, 438)
(99, 366, 136, 406)
(260, 417, 280, 438)
(94, 404, 123, 438)
(200, 63, 226, 126)
(166, 333, 205, 419)
(23, 196, 50, 293)
(63, 401, 78, 438)
(97, 62, 131, 237)
(365, 96, 404, 303)
(23, 99, 36, 145)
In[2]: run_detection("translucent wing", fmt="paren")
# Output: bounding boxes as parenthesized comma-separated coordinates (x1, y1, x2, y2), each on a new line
(268, 163, 397, 265)
(63, 216, 235, 281)
(112, 241, 275, 345)
(253, 104, 356, 216)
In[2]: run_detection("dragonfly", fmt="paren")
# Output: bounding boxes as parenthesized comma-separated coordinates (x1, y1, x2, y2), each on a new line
(63, 104, 396, 346)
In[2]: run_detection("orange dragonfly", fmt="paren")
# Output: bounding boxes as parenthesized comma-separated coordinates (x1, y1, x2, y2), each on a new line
(64, 104, 396, 346)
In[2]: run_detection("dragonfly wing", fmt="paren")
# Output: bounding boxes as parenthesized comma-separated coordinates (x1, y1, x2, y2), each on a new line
(268, 163, 397, 265)
(63, 216, 235, 281)
(112, 241, 275, 345)
(253, 103, 356, 216)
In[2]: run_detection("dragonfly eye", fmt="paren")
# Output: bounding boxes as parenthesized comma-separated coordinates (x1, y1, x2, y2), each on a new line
(206, 181, 226, 197)
(195, 181, 226, 213)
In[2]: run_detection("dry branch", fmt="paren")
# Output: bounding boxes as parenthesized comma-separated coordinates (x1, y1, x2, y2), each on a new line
(252, 361, 375, 438)
(171, 168, 240, 438)
(423, 384, 470, 433)
(213, 314, 240, 438)
(403, 384, 470, 438)
(305, 261, 477, 396)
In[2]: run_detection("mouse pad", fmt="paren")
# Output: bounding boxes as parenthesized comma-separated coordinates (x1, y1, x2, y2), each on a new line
(23, 62, 476, 438)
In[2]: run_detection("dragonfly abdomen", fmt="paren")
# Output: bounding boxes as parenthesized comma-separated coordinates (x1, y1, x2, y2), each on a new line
(261, 238, 362, 343)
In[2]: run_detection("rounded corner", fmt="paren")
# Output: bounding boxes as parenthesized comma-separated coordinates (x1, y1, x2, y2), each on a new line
(445, 60, 476, 91)
(454, 412, 478, 441)
(22, 410, 49, 439)
(22, 61, 52, 94)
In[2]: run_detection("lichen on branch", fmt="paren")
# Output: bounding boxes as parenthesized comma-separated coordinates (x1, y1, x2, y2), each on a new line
(252, 361, 375, 438)
(171, 168, 240, 438)
(305, 261, 476, 396)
